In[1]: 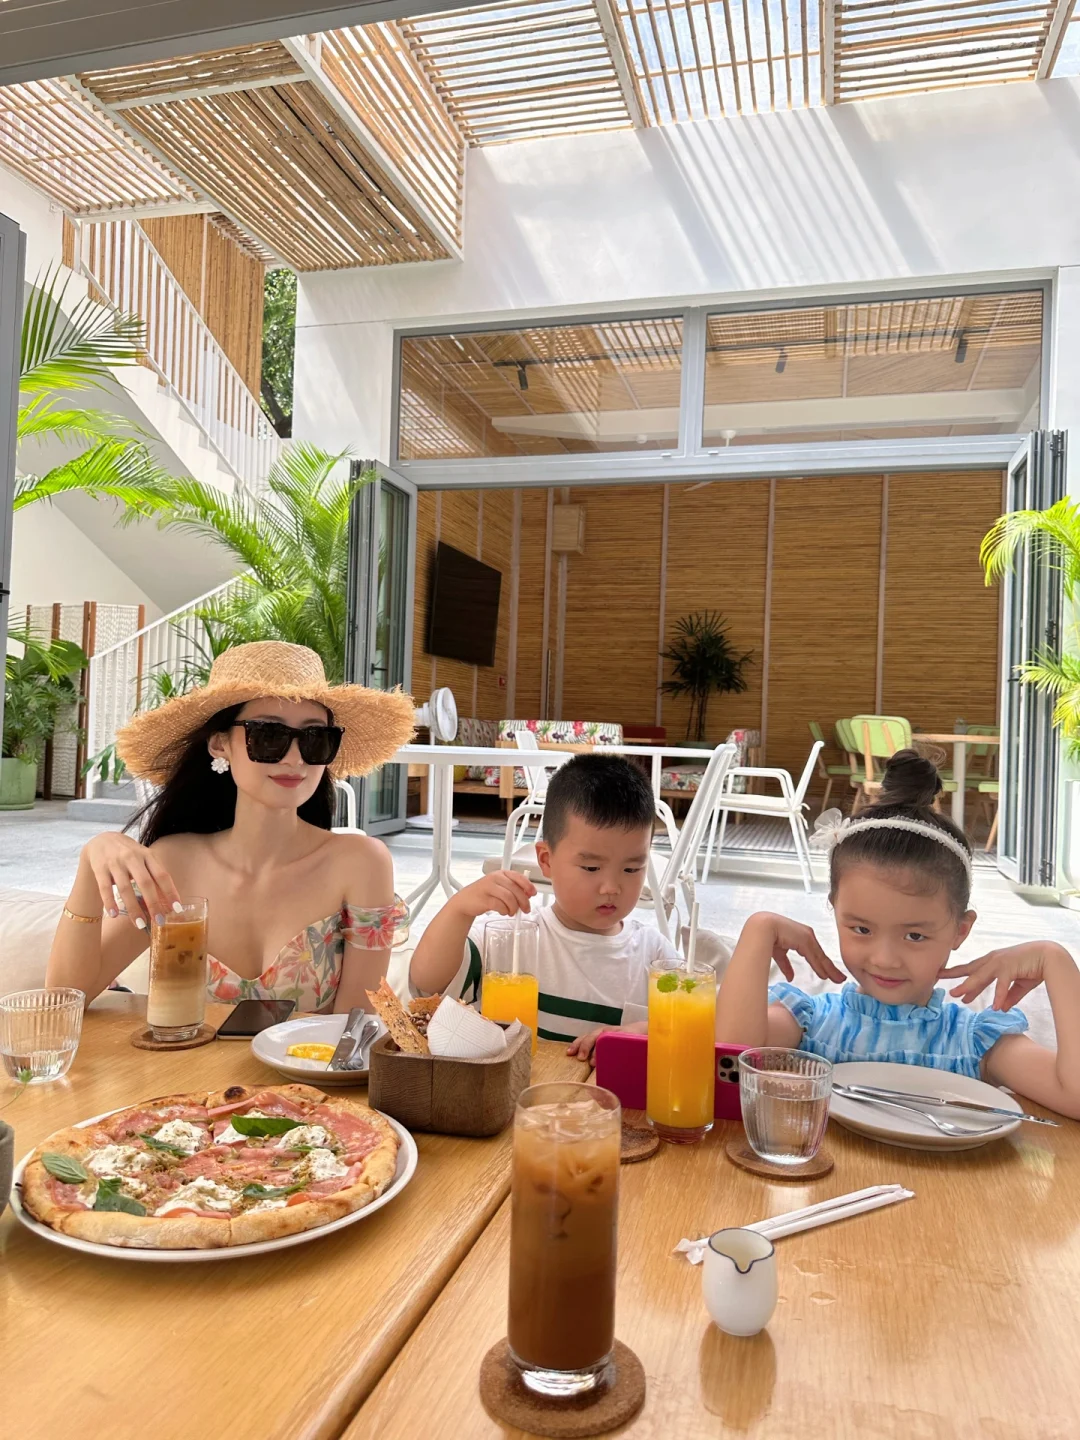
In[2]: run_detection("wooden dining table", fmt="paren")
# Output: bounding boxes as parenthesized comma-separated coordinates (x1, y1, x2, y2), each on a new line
(350, 1099, 1080, 1440)
(0, 996, 582, 1440)
(915, 732, 1001, 830)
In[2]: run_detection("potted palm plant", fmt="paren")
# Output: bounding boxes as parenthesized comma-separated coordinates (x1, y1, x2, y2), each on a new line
(2, 633, 88, 810)
(660, 611, 752, 742)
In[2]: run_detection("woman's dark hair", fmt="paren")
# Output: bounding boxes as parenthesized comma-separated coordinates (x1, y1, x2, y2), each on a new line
(129, 704, 334, 845)
(829, 748, 972, 916)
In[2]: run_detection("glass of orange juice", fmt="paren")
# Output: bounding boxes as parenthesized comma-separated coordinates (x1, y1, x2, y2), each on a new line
(481, 917, 540, 1054)
(646, 961, 716, 1143)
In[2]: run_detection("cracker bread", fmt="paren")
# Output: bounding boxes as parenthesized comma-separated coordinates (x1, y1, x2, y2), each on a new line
(367, 978, 429, 1054)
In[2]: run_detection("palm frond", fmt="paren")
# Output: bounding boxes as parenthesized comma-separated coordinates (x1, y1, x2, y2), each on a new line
(981, 500, 1080, 599)
(13, 440, 175, 514)
(20, 266, 145, 398)
(17, 397, 144, 447)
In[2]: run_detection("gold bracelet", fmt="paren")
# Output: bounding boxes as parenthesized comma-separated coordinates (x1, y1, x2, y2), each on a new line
(62, 906, 102, 924)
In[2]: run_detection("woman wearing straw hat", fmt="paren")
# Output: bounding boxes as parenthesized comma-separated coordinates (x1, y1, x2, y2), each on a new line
(47, 642, 416, 1013)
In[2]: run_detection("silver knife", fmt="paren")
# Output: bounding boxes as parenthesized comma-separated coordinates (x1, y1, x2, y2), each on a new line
(329, 1007, 369, 1071)
(834, 1082, 1058, 1126)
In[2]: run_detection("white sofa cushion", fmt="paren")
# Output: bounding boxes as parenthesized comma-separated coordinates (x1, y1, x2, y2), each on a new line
(0, 887, 64, 995)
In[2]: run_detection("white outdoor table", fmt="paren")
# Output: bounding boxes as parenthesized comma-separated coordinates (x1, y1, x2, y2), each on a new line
(915, 732, 1001, 829)
(390, 743, 573, 914)
(604, 744, 716, 799)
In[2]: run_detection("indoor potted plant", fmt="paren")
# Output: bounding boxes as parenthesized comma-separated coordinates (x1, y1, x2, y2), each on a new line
(660, 611, 752, 742)
(2, 632, 87, 810)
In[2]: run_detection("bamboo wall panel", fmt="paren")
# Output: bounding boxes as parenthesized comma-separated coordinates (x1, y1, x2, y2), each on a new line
(768, 476, 884, 776)
(561, 486, 664, 725)
(883, 472, 1002, 734)
(663, 480, 769, 744)
(514, 489, 552, 719)
(411, 489, 438, 705)
(476, 489, 514, 720)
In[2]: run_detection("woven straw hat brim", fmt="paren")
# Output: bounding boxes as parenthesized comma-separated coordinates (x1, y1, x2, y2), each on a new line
(117, 681, 416, 784)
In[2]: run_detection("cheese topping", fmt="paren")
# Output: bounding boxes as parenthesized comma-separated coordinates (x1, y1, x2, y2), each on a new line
(86, 1145, 153, 1179)
(279, 1124, 331, 1151)
(296, 1148, 348, 1183)
(215, 1109, 269, 1146)
(247, 1198, 288, 1212)
(153, 1119, 208, 1154)
(154, 1177, 237, 1216)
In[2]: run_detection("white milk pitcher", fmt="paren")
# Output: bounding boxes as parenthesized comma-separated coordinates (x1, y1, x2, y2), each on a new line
(702, 1228, 778, 1336)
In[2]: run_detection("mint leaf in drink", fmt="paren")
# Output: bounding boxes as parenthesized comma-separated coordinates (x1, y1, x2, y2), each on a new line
(680, 977, 699, 993)
(655, 973, 679, 993)
(92, 1177, 147, 1216)
(241, 1181, 305, 1200)
(137, 1132, 190, 1158)
(229, 1115, 303, 1137)
(42, 1152, 89, 1185)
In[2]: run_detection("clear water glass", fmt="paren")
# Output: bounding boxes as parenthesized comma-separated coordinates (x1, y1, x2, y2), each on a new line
(739, 1048, 833, 1166)
(0, 988, 85, 1083)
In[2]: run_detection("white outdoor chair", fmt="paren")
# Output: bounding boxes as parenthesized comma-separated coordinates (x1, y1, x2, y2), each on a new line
(636, 743, 737, 942)
(481, 743, 575, 896)
(331, 777, 366, 834)
(698, 741, 824, 893)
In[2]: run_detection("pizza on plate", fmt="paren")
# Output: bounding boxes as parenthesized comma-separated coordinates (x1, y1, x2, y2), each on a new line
(21, 1083, 400, 1249)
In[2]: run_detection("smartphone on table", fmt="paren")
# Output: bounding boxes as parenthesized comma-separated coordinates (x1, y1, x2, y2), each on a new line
(216, 998, 296, 1039)
(593, 1031, 747, 1121)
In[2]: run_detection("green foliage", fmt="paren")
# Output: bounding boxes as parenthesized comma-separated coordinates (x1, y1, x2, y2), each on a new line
(16, 268, 177, 515)
(261, 268, 296, 439)
(3, 632, 88, 765)
(660, 611, 752, 742)
(982, 500, 1080, 759)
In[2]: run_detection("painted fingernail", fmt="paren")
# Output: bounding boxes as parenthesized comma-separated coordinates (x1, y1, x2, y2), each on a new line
(107, 907, 119, 919)
(155, 914, 165, 926)
(135, 918, 147, 930)
(172, 901, 184, 913)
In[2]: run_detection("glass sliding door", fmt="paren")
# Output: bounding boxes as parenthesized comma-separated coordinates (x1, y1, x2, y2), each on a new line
(345, 461, 417, 835)
(997, 431, 1066, 886)
(0, 213, 24, 736)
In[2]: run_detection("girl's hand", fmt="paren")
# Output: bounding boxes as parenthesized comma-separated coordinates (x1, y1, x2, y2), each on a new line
(942, 943, 1075, 1011)
(81, 834, 182, 930)
(744, 912, 846, 985)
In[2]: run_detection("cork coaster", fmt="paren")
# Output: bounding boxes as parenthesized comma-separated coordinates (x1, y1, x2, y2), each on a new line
(725, 1136, 834, 1180)
(130, 1024, 217, 1052)
(480, 1338, 645, 1438)
(620, 1122, 660, 1164)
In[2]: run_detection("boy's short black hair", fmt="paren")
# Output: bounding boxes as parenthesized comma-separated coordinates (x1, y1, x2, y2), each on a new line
(541, 754, 655, 849)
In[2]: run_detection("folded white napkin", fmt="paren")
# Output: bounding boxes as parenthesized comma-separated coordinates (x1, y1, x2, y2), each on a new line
(674, 1184, 914, 1264)
(426, 997, 524, 1059)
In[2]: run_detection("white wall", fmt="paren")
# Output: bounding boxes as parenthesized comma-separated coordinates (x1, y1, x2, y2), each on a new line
(9, 501, 159, 616)
(0, 162, 64, 278)
(294, 76, 1080, 465)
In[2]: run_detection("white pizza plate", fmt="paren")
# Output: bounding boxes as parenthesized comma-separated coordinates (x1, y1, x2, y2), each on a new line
(251, 1013, 385, 1085)
(829, 1061, 1022, 1152)
(9, 1105, 417, 1262)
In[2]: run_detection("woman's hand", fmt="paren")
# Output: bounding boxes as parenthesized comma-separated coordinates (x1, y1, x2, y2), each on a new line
(743, 912, 846, 985)
(942, 942, 1075, 1011)
(81, 833, 182, 930)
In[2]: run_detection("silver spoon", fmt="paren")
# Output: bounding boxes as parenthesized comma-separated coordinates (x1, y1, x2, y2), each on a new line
(838, 1090, 1009, 1138)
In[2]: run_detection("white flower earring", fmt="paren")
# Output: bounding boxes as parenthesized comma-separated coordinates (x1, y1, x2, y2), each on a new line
(210, 756, 230, 775)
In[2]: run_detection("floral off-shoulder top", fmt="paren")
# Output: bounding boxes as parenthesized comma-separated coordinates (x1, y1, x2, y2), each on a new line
(206, 898, 409, 1014)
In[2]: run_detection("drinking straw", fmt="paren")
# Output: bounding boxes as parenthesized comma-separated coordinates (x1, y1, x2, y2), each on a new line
(685, 899, 700, 974)
(512, 907, 522, 976)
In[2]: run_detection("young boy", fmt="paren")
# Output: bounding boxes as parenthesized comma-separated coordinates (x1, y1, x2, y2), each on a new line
(409, 753, 683, 1060)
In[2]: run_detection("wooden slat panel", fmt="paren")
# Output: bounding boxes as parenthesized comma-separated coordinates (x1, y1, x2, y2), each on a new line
(513, 489, 551, 718)
(79, 43, 300, 104)
(560, 485, 664, 724)
(476, 489, 514, 720)
(768, 475, 883, 775)
(882, 470, 1002, 733)
(663, 480, 769, 743)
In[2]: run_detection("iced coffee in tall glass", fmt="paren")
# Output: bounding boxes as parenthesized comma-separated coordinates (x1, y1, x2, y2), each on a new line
(147, 898, 209, 1042)
(508, 1082, 621, 1397)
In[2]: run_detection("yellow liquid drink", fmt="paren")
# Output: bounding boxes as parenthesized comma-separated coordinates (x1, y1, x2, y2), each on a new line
(646, 964, 716, 1143)
(482, 971, 540, 1054)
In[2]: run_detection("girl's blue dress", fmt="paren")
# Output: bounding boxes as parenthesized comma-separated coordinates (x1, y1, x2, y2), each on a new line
(768, 981, 1028, 1079)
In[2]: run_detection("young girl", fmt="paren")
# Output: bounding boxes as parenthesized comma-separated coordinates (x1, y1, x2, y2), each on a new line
(715, 750, 1080, 1119)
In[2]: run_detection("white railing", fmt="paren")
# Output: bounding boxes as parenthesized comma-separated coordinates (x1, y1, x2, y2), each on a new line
(85, 573, 250, 792)
(71, 218, 280, 494)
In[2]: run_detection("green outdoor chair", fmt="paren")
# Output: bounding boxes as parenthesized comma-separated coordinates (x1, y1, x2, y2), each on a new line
(808, 721, 854, 812)
(979, 779, 1001, 851)
(848, 715, 912, 812)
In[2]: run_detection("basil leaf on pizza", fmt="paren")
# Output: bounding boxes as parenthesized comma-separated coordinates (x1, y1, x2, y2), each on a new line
(241, 1181, 306, 1200)
(229, 1115, 304, 1137)
(93, 1178, 147, 1216)
(137, 1132, 190, 1157)
(42, 1152, 89, 1185)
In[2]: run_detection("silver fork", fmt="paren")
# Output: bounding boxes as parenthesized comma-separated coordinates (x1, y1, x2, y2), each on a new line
(340, 1015, 380, 1072)
(839, 1089, 1007, 1138)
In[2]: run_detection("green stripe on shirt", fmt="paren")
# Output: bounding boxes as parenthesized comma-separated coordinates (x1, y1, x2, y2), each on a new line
(539, 992, 623, 1027)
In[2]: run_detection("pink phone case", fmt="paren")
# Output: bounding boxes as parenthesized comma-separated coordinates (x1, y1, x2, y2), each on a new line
(593, 1032, 746, 1122)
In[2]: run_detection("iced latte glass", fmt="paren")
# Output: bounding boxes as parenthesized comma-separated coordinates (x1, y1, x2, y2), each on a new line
(508, 1082, 621, 1398)
(147, 898, 209, 1043)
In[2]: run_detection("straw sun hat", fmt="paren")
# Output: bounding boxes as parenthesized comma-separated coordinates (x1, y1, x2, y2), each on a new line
(116, 641, 416, 784)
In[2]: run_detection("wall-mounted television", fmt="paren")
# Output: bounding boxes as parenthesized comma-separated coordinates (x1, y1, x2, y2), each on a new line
(426, 541, 502, 667)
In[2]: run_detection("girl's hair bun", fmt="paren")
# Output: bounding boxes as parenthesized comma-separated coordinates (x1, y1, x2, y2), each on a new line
(878, 748, 941, 810)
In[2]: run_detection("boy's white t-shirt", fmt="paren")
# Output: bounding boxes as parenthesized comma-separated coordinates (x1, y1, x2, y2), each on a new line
(416, 906, 683, 1041)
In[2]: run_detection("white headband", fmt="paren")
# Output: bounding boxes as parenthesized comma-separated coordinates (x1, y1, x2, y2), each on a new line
(810, 808, 972, 876)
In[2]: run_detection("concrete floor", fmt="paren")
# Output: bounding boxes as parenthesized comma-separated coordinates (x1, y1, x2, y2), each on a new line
(3, 801, 1076, 1047)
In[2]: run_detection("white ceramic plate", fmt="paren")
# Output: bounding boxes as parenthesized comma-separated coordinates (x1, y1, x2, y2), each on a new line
(829, 1061, 1023, 1152)
(251, 1014, 384, 1085)
(10, 1105, 417, 1262)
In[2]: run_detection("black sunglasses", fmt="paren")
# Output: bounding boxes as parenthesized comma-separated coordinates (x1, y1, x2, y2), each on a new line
(231, 720, 344, 767)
